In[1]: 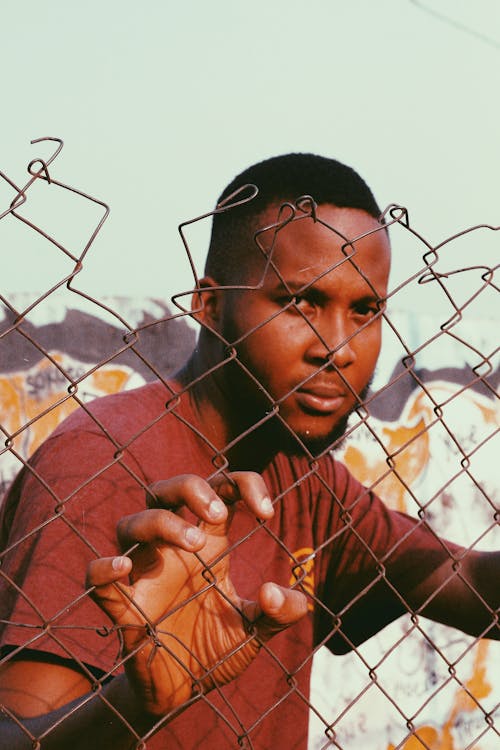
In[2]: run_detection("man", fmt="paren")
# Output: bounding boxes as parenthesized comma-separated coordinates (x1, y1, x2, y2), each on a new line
(0, 153, 498, 749)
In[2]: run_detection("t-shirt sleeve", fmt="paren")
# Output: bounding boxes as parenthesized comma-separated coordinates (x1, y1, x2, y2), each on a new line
(0, 428, 148, 677)
(312, 459, 463, 654)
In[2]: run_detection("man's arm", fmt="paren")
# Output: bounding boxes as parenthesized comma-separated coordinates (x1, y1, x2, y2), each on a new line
(318, 483, 500, 654)
(410, 548, 500, 638)
(324, 542, 500, 654)
(0, 663, 155, 750)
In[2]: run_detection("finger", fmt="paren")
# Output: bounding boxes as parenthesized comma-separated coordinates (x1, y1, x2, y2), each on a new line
(86, 555, 132, 587)
(211, 471, 274, 520)
(243, 583, 308, 643)
(147, 474, 228, 524)
(117, 509, 207, 553)
(86, 556, 138, 626)
(199, 471, 273, 538)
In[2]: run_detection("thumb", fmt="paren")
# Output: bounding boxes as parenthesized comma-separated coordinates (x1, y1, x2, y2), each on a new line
(86, 556, 141, 627)
(245, 583, 308, 643)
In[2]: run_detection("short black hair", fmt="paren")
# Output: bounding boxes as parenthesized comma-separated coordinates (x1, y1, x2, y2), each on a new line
(205, 152, 382, 285)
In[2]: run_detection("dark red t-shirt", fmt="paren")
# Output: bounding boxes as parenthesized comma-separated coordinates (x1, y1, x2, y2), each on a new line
(0, 381, 458, 748)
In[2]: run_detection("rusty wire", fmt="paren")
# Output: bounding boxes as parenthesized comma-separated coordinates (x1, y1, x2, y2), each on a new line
(0, 139, 498, 749)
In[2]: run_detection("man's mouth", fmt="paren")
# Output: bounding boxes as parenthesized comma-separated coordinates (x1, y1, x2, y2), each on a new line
(294, 385, 346, 415)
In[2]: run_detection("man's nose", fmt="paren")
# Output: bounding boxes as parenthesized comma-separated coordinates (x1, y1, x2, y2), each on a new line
(304, 314, 356, 370)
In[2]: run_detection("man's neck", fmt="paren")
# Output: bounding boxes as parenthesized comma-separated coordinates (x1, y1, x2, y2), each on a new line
(177, 352, 280, 473)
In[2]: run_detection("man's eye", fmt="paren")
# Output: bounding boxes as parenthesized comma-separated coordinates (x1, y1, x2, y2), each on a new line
(353, 302, 379, 319)
(276, 295, 315, 316)
(277, 294, 307, 308)
(292, 295, 315, 313)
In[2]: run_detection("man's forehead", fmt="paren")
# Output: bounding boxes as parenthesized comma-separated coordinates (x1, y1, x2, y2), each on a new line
(252, 200, 386, 246)
(252, 202, 391, 281)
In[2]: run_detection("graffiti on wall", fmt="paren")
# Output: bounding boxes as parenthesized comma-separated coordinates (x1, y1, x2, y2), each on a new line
(0, 297, 195, 500)
(0, 352, 146, 498)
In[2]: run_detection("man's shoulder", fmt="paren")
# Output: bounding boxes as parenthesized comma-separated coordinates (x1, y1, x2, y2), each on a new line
(39, 376, 211, 480)
(52, 379, 177, 440)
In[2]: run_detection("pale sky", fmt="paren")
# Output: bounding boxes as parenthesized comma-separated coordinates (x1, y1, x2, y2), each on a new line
(1, 0, 499, 320)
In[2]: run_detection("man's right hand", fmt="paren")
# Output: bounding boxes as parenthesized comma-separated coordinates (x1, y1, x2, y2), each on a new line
(86, 472, 308, 717)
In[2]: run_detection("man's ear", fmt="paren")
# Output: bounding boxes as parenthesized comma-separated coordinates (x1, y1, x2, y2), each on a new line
(191, 276, 223, 330)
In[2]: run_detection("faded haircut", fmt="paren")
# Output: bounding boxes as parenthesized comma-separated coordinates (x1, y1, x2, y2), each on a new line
(205, 152, 382, 285)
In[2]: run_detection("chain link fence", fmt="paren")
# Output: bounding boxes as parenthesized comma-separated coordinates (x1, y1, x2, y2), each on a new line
(0, 139, 498, 749)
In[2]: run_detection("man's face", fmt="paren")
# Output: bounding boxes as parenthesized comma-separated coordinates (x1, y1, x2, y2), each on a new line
(216, 203, 391, 453)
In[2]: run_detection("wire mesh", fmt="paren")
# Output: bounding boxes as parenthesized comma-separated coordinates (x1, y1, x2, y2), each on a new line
(0, 139, 498, 749)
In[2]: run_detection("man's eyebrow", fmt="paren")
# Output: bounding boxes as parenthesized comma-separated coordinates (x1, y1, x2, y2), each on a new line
(269, 278, 386, 307)
(269, 278, 316, 294)
(352, 293, 386, 305)
(268, 257, 361, 293)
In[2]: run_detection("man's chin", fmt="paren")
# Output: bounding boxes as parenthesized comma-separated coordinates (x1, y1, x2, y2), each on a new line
(293, 386, 371, 457)
(265, 412, 351, 458)
(296, 415, 350, 456)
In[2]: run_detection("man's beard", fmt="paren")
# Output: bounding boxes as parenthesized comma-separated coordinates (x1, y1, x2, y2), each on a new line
(222, 358, 372, 460)
(269, 382, 371, 459)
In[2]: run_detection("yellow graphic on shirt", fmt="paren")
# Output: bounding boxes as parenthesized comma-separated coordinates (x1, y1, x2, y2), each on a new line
(289, 546, 315, 611)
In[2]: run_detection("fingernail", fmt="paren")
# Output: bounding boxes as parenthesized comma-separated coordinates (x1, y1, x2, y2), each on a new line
(208, 500, 225, 520)
(260, 496, 274, 515)
(185, 526, 203, 546)
(268, 584, 285, 609)
(112, 556, 127, 571)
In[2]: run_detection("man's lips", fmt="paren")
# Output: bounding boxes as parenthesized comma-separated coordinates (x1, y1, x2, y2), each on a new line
(294, 385, 346, 414)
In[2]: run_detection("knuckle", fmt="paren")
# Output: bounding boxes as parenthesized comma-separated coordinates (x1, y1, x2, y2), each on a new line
(178, 473, 209, 495)
(251, 475, 268, 495)
(154, 509, 185, 542)
(150, 474, 210, 507)
(116, 513, 135, 541)
(236, 470, 264, 486)
(159, 508, 176, 529)
(233, 471, 267, 499)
